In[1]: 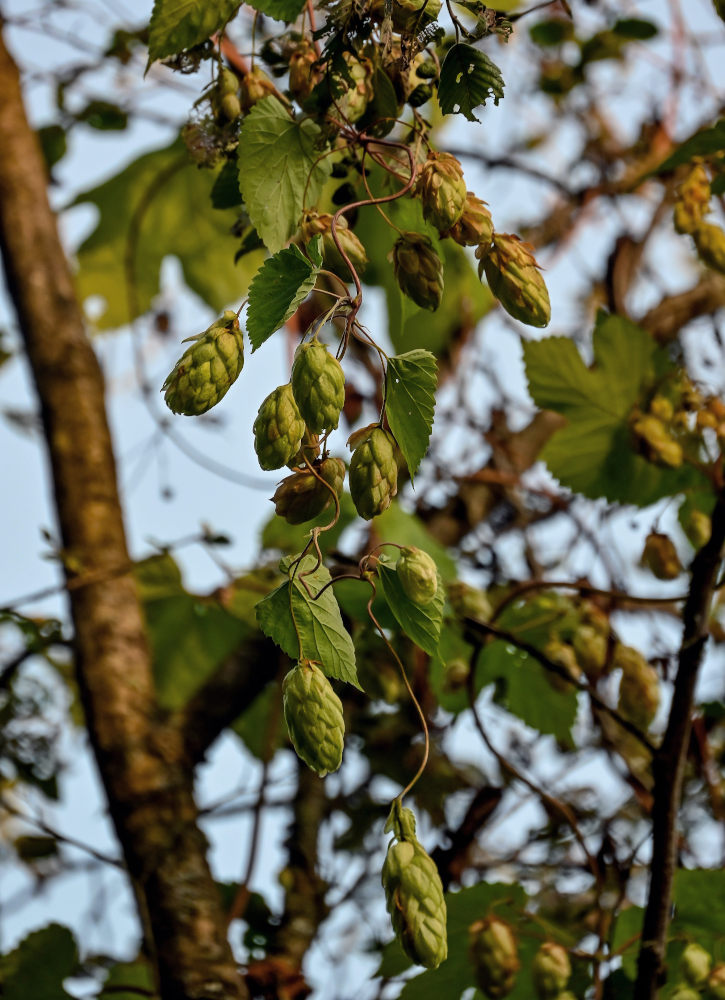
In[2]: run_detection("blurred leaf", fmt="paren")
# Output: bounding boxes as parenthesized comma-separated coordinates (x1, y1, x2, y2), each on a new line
(238, 97, 331, 253)
(438, 43, 505, 122)
(612, 18, 658, 40)
(246, 244, 319, 351)
(374, 504, 457, 580)
(524, 313, 705, 506)
(73, 138, 263, 330)
(529, 20, 574, 46)
(99, 959, 157, 1000)
(256, 555, 360, 687)
(2, 924, 77, 1000)
(76, 100, 128, 130)
(147, 0, 240, 64)
(37, 124, 67, 170)
(210, 160, 242, 208)
(245, 0, 306, 20)
(377, 560, 444, 656)
(654, 119, 725, 173)
(232, 680, 285, 760)
(357, 67, 400, 137)
(385, 350, 437, 481)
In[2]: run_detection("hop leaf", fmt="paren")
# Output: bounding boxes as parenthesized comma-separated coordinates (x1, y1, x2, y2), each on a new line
(291, 340, 346, 434)
(162, 310, 244, 416)
(282, 659, 344, 775)
(438, 43, 505, 122)
(253, 383, 306, 470)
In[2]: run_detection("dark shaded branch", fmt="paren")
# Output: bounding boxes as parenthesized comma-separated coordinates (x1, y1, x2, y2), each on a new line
(639, 271, 725, 344)
(431, 784, 503, 890)
(0, 27, 246, 1000)
(634, 490, 725, 1000)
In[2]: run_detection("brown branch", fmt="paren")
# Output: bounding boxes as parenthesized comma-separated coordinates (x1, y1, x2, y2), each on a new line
(431, 784, 503, 890)
(634, 489, 725, 999)
(0, 27, 246, 1000)
(639, 270, 725, 344)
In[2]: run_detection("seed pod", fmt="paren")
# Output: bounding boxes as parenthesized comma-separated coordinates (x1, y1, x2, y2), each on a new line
(469, 916, 519, 998)
(673, 165, 711, 235)
(542, 639, 581, 693)
(708, 963, 725, 1000)
(282, 660, 344, 776)
(397, 547, 438, 604)
(532, 942, 571, 1000)
(392, 232, 444, 311)
(349, 426, 398, 519)
(693, 221, 725, 274)
(332, 53, 375, 123)
(381, 803, 448, 968)
(478, 234, 551, 328)
(289, 40, 322, 102)
(681, 943, 712, 987)
(417, 152, 467, 233)
(445, 192, 494, 247)
(447, 582, 492, 622)
(291, 340, 346, 434)
(253, 383, 306, 470)
(240, 66, 279, 112)
(162, 310, 244, 416)
(272, 457, 346, 524)
(572, 625, 608, 681)
(615, 645, 660, 729)
(287, 427, 321, 470)
(640, 531, 682, 580)
(299, 211, 368, 280)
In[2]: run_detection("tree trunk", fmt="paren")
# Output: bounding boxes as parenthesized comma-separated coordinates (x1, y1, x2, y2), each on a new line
(0, 25, 247, 1000)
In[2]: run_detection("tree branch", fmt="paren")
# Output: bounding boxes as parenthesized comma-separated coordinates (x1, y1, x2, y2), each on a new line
(634, 490, 725, 999)
(0, 26, 246, 1000)
(639, 271, 725, 344)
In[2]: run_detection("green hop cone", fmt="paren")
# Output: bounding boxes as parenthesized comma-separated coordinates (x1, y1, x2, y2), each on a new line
(478, 234, 551, 328)
(349, 426, 398, 519)
(392, 232, 444, 311)
(673, 165, 710, 235)
(693, 221, 725, 274)
(291, 340, 346, 434)
(240, 66, 279, 112)
(332, 53, 374, 123)
(299, 211, 368, 280)
(532, 942, 571, 1000)
(272, 457, 345, 524)
(447, 581, 491, 622)
(162, 310, 244, 416)
(417, 152, 467, 233)
(542, 638, 581, 693)
(615, 644, 660, 729)
(253, 383, 305, 471)
(709, 963, 725, 999)
(469, 916, 520, 999)
(682, 508, 711, 549)
(289, 40, 322, 102)
(214, 68, 241, 121)
(381, 803, 448, 969)
(445, 191, 494, 247)
(282, 660, 344, 776)
(397, 547, 438, 604)
(681, 943, 712, 987)
(572, 624, 608, 681)
(640, 531, 682, 580)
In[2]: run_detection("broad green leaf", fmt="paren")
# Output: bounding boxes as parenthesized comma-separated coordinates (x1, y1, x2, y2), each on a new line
(100, 960, 158, 1000)
(374, 503, 458, 580)
(147, 0, 240, 65)
(210, 160, 242, 209)
(2, 924, 77, 1000)
(72, 138, 263, 330)
(524, 313, 705, 506)
(377, 560, 444, 656)
(232, 681, 286, 760)
(256, 555, 360, 687)
(385, 350, 437, 480)
(246, 244, 318, 351)
(356, 181, 492, 356)
(245, 0, 306, 21)
(529, 19, 575, 46)
(357, 67, 401, 137)
(654, 119, 725, 173)
(238, 98, 331, 253)
(437, 43, 505, 123)
(135, 554, 253, 708)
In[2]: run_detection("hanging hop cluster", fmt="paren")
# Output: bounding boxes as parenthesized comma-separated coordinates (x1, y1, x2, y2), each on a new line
(673, 163, 725, 275)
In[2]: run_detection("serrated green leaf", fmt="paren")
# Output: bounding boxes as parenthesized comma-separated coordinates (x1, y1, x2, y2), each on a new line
(654, 119, 725, 173)
(147, 0, 240, 65)
(374, 503, 457, 580)
(256, 555, 360, 687)
(385, 350, 437, 481)
(238, 98, 331, 253)
(245, 0, 306, 19)
(2, 923, 77, 1000)
(72, 138, 263, 330)
(377, 561, 443, 655)
(438, 43, 504, 123)
(246, 245, 318, 351)
(523, 313, 706, 506)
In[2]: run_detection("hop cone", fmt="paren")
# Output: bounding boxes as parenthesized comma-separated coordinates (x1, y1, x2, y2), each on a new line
(272, 457, 345, 524)
(640, 531, 682, 580)
(447, 581, 491, 622)
(670, 987, 701, 1000)
(417, 152, 467, 233)
(397, 547, 438, 604)
(382, 803, 447, 969)
(693, 221, 725, 274)
(469, 916, 519, 999)
(532, 942, 571, 1000)
(572, 625, 608, 681)
(333, 53, 374, 123)
(681, 943, 712, 987)
(287, 427, 321, 470)
(392, 232, 444, 311)
(291, 341, 346, 434)
(615, 645, 660, 729)
(282, 660, 344, 776)
(162, 310, 244, 416)
(349, 426, 398, 519)
(240, 66, 279, 112)
(673, 165, 710, 235)
(215, 68, 241, 121)
(478, 234, 551, 328)
(299, 211, 368, 280)
(709, 964, 725, 999)
(253, 383, 305, 471)
(542, 638, 581, 693)
(289, 41, 321, 102)
(631, 412, 683, 468)
(445, 192, 493, 247)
